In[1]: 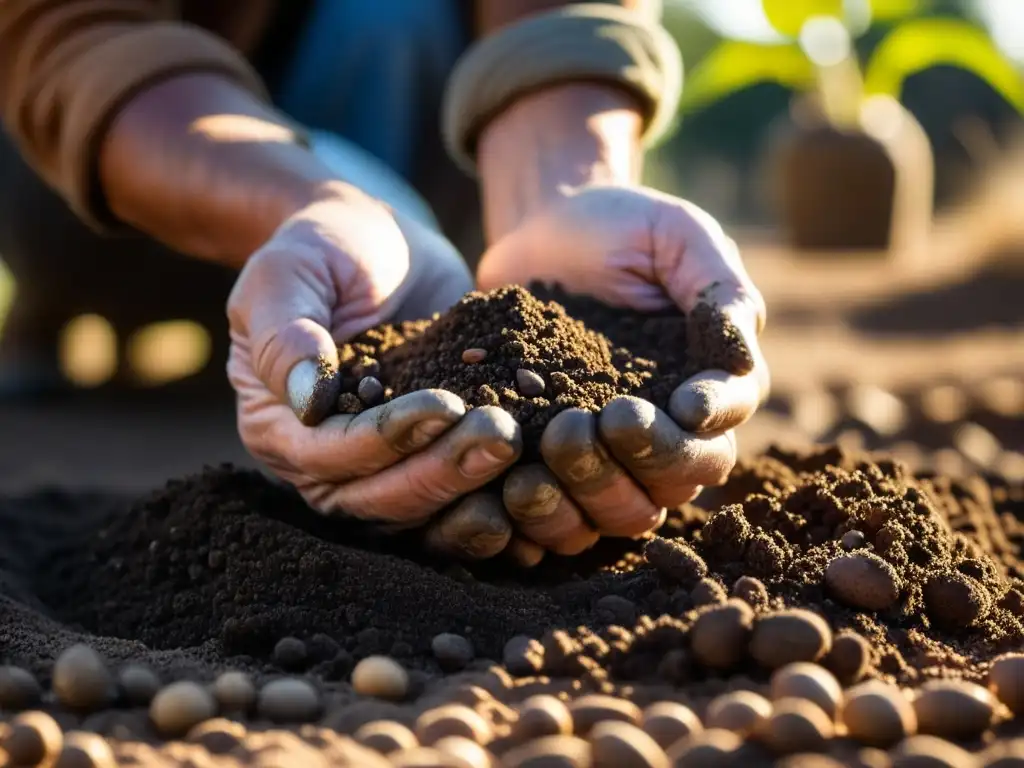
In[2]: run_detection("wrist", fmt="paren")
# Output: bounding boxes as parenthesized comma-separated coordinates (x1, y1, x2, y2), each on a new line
(477, 83, 643, 242)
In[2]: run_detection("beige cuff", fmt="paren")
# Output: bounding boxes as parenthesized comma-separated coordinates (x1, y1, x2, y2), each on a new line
(442, 3, 683, 174)
(59, 22, 270, 230)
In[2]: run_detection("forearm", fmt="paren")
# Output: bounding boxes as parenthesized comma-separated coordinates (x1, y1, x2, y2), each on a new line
(477, 83, 643, 242)
(98, 74, 342, 268)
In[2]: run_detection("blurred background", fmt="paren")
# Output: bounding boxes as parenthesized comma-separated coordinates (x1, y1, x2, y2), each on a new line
(0, 0, 1021, 491)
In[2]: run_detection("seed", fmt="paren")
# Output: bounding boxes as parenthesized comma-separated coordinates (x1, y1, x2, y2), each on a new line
(569, 695, 641, 735)
(824, 553, 900, 611)
(53, 730, 115, 768)
(513, 695, 574, 740)
(641, 701, 703, 749)
(841, 680, 916, 747)
(761, 697, 835, 755)
(503, 636, 544, 676)
(186, 718, 246, 754)
(690, 599, 754, 670)
(691, 578, 728, 607)
(501, 735, 592, 767)
(643, 538, 707, 587)
(923, 572, 990, 628)
(212, 671, 256, 713)
(823, 631, 872, 686)
(273, 637, 309, 670)
(890, 735, 974, 768)
(352, 656, 409, 700)
(665, 728, 744, 766)
(750, 609, 833, 670)
(433, 736, 494, 768)
(462, 348, 487, 364)
(989, 653, 1024, 715)
(415, 704, 493, 745)
(731, 575, 769, 610)
(117, 664, 160, 707)
(258, 678, 320, 723)
(51, 644, 114, 712)
(431, 633, 475, 672)
(704, 691, 772, 736)
(357, 376, 386, 406)
(355, 720, 420, 754)
(0, 666, 42, 710)
(770, 663, 843, 720)
(2, 711, 63, 766)
(590, 720, 669, 768)
(516, 369, 546, 397)
(913, 680, 995, 740)
(841, 530, 867, 551)
(149, 681, 216, 737)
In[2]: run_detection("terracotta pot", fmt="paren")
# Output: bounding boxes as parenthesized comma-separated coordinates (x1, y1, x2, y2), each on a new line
(770, 95, 934, 255)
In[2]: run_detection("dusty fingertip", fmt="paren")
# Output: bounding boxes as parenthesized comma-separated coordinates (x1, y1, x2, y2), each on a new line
(668, 380, 718, 432)
(503, 465, 562, 521)
(506, 536, 545, 568)
(287, 357, 341, 426)
(598, 396, 657, 447)
(424, 494, 513, 561)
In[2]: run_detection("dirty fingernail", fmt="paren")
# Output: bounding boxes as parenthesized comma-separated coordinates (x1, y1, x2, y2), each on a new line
(287, 357, 340, 426)
(460, 444, 515, 477)
(408, 419, 453, 449)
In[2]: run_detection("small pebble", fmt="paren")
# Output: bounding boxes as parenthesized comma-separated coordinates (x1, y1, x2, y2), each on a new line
(750, 609, 833, 669)
(770, 663, 843, 720)
(51, 644, 114, 712)
(569, 694, 641, 735)
(704, 691, 772, 736)
(53, 730, 115, 768)
(352, 656, 409, 700)
(212, 671, 256, 712)
(355, 720, 420, 754)
(186, 718, 246, 754)
(923, 573, 990, 628)
(823, 631, 872, 685)
(2, 711, 63, 766)
(890, 734, 975, 768)
(258, 678, 321, 723)
(913, 680, 995, 740)
(273, 637, 309, 670)
(513, 695, 574, 740)
(117, 664, 160, 706)
(389, 746, 471, 767)
(841, 530, 867, 551)
(516, 369, 546, 397)
(665, 728, 744, 766)
(358, 376, 386, 406)
(415, 704, 493, 746)
(691, 578, 728, 607)
(503, 636, 544, 676)
(641, 701, 702, 749)
(841, 681, 916, 747)
(501, 735, 592, 767)
(149, 681, 217, 736)
(594, 595, 637, 625)
(643, 538, 708, 587)
(761, 697, 835, 755)
(731, 575, 769, 609)
(690, 599, 754, 670)
(825, 553, 901, 612)
(0, 666, 42, 710)
(431, 633, 475, 672)
(433, 736, 494, 768)
(462, 348, 487, 364)
(590, 720, 669, 768)
(990, 653, 1024, 715)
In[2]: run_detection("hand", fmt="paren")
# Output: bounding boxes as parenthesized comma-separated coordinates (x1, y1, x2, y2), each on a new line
(476, 184, 768, 559)
(227, 185, 522, 558)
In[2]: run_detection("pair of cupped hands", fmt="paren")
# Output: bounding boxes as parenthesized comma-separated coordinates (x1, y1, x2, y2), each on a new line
(226, 182, 768, 565)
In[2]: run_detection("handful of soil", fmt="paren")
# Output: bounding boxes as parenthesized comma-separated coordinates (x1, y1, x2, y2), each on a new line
(331, 285, 753, 459)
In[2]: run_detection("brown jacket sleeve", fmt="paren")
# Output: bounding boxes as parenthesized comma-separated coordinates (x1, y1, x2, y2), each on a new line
(0, 1, 266, 229)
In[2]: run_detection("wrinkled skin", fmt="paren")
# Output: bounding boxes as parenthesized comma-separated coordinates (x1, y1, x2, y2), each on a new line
(227, 186, 521, 557)
(477, 184, 769, 560)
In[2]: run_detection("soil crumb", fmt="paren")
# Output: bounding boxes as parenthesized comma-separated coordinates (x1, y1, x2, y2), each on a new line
(333, 285, 753, 458)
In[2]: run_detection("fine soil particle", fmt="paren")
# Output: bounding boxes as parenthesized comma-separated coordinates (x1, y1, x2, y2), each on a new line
(330, 284, 753, 459)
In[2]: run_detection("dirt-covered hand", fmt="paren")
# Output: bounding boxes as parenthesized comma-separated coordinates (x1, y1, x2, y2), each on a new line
(477, 185, 768, 557)
(228, 185, 522, 541)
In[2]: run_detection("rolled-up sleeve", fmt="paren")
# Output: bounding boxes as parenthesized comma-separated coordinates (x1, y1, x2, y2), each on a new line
(0, 1, 267, 229)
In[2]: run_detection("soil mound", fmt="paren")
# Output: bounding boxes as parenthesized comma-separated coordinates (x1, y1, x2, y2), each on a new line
(332, 285, 753, 458)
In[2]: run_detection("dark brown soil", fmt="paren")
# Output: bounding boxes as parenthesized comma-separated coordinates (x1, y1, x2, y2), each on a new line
(332, 285, 753, 459)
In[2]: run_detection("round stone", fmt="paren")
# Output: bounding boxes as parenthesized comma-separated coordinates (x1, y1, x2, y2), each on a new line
(824, 553, 900, 612)
(431, 633, 475, 672)
(690, 600, 754, 670)
(212, 671, 256, 713)
(117, 664, 160, 706)
(990, 653, 1024, 715)
(513, 695, 574, 740)
(750, 609, 832, 669)
(257, 678, 321, 723)
(149, 681, 217, 737)
(590, 720, 669, 768)
(415, 704, 492, 746)
(273, 637, 309, 671)
(841, 681, 916, 748)
(53, 731, 115, 768)
(641, 701, 703, 749)
(355, 720, 419, 754)
(352, 656, 409, 700)
(761, 697, 835, 755)
(704, 691, 772, 736)
(0, 666, 42, 711)
(913, 680, 995, 741)
(51, 645, 114, 712)
(769, 663, 843, 720)
(3, 711, 63, 766)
